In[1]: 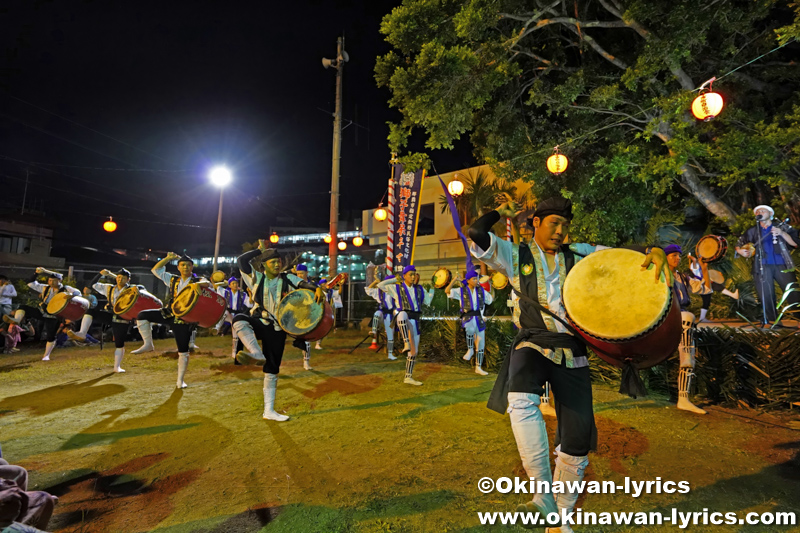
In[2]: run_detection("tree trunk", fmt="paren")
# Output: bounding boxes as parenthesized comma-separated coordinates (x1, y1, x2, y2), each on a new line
(653, 121, 738, 228)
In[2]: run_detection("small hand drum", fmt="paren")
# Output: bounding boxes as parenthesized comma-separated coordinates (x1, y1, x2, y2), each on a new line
(491, 271, 509, 290)
(432, 268, 451, 289)
(695, 235, 728, 263)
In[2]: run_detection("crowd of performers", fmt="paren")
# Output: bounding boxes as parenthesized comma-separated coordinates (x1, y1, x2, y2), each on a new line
(1, 198, 798, 533)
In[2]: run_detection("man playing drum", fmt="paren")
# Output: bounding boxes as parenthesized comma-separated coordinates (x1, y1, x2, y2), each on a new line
(89, 268, 138, 373)
(132, 253, 211, 389)
(5, 268, 81, 361)
(377, 265, 434, 386)
(366, 273, 397, 360)
(290, 265, 316, 370)
(468, 197, 670, 532)
(233, 241, 324, 421)
(445, 270, 493, 376)
(218, 276, 251, 361)
(665, 245, 712, 415)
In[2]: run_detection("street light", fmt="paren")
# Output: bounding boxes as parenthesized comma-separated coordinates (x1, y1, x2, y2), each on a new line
(209, 165, 232, 271)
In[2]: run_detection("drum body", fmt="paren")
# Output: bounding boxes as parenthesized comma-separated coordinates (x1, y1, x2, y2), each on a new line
(491, 271, 509, 290)
(171, 286, 226, 327)
(46, 293, 89, 321)
(479, 275, 491, 292)
(113, 287, 163, 321)
(695, 235, 728, 263)
(276, 289, 334, 342)
(432, 268, 451, 289)
(562, 249, 681, 369)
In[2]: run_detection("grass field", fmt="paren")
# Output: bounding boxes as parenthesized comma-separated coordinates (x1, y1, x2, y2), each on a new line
(1, 329, 799, 532)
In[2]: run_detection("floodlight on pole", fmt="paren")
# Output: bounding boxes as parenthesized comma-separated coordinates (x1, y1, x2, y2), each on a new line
(209, 165, 233, 271)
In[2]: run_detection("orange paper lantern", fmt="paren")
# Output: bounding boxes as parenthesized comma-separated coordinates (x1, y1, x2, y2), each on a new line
(546, 152, 569, 175)
(447, 177, 464, 196)
(269, 233, 279, 244)
(691, 92, 723, 121)
(353, 236, 364, 247)
(103, 217, 117, 232)
(374, 207, 387, 221)
(337, 241, 347, 251)
(324, 234, 333, 243)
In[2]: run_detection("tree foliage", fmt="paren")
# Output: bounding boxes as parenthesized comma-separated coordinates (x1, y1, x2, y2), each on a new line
(376, 0, 800, 244)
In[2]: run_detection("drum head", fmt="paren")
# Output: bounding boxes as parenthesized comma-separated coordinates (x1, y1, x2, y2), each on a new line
(210, 271, 227, 284)
(563, 249, 671, 340)
(709, 269, 725, 285)
(277, 289, 323, 336)
(491, 271, 508, 289)
(432, 268, 451, 289)
(46, 293, 70, 315)
(696, 236, 721, 259)
(113, 286, 140, 315)
(172, 286, 198, 317)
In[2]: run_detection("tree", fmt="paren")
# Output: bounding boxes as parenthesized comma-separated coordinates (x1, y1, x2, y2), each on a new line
(376, 0, 800, 242)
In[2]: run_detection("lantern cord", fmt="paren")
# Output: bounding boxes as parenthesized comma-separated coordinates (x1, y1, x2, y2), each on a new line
(711, 37, 796, 86)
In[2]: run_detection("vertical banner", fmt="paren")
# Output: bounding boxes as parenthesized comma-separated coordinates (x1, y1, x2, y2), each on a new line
(391, 164, 425, 271)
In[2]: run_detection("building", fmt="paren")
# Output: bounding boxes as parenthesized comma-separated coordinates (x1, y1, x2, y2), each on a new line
(361, 164, 533, 283)
(0, 211, 66, 280)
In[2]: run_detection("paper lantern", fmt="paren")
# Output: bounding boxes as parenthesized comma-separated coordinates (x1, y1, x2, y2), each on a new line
(353, 236, 364, 247)
(269, 233, 279, 244)
(374, 207, 388, 221)
(103, 217, 117, 232)
(691, 92, 723, 121)
(447, 177, 464, 197)
(324, 234, 333, 243)
(338, 241, 347, 251)
(546, 151, 569, 175)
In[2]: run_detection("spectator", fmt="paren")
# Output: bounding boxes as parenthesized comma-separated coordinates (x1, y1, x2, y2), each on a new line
(0, 276, 16, 319)
(0, 446, 57, 532)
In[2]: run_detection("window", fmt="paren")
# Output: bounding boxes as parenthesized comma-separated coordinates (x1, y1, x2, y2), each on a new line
(0, 235, 31, 254)
(417, 203, 435, 236)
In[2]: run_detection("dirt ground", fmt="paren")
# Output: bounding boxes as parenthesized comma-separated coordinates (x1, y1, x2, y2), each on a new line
(1, 329, 799, 532)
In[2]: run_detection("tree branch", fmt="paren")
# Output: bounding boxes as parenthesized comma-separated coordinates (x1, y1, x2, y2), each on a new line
(569, 103, 648, 123)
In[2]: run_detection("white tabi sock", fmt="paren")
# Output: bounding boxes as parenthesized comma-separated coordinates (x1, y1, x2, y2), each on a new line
(132, 320, 155, 354)
(176, 352, 189, 388)
(114, 348, 126, 373)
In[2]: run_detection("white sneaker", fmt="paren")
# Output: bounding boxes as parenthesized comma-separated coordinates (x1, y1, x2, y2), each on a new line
(114, 368, 126, 374)
(263, 410, 290, 422)
(42, 356, 50, 361)
(475, 367, 489, 376)
(404, 377, 423, 386)
(177, 381, 187, 389)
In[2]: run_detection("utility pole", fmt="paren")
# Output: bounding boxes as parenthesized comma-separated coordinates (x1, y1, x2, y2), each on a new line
(21, 168, 29, 215)
(323, 36, 348, 278)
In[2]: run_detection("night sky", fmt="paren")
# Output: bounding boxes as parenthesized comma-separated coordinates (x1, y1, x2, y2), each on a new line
(0, 0, 475, 255)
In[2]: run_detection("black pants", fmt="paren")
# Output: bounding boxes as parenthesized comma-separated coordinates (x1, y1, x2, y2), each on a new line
(507, 346, 595, 457)
(20, 305, 59, 342)
(753, 264, 799, 322)
(232, 314, 287, 374)
(111, 321, 130, 348)
(92, 310, 114, 327)
(137, 309, 194, 353)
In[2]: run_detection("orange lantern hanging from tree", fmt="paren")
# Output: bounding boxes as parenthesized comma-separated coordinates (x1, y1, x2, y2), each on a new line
(691, 92, 723, 121)
(546, 147, 568, 175)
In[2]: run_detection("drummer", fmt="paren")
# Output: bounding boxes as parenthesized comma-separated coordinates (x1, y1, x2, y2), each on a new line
(467, 197, 670, 527)
(65, 284, 110, 345)
(366, 272, 397, 360)
(292, 265, 315, 370)
(445, 269, 493, 376)
(5, 268, 81, 361)
(233, 241, 324, 421)
(90, 268, 136, 373)
(377, 265, 434, 386)
(219, 276, 251, 361)
(132, 253, 211, 389)
(665, 244, 712, 415)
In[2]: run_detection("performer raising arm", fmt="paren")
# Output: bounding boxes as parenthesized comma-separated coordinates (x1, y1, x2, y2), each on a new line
(233, 240, 324, 421)
(468, 197, 670, 531)
(377, 265, 434, 386)
(366, 272, 397, 360)
(446, 269, 493, 376)
(132, 253, 210, 388)
(5, 268, 80, 361)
